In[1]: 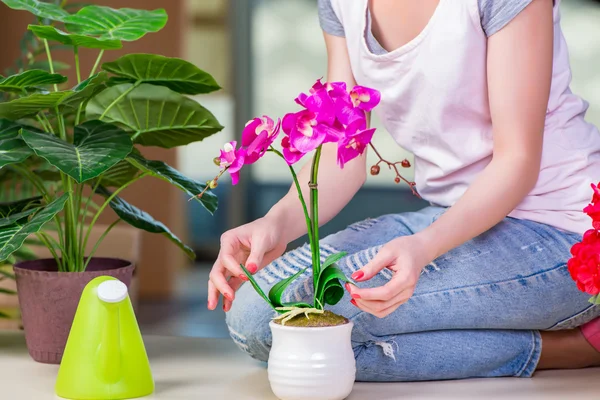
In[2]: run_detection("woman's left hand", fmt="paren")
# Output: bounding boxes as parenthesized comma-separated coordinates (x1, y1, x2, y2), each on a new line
(345, 234, 436, 318)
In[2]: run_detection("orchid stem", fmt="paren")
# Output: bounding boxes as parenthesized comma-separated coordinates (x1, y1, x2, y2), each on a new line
(310, 146, 322, 302)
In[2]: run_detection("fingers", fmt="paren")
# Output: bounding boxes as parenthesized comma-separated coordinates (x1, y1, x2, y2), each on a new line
(209, 262, 235, 305)
(222, 276, 244, 312)
(351, 248, 393, 282)
(349, 285, 414, 318)
(246, 233, 267, 273)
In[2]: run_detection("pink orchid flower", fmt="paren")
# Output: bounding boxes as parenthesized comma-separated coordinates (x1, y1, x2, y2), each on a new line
(281, 134, 306, 165)
(219, 141, 246, 185)
(337, 120, 376, 168)
(242, 116, 281, 164)
(282, 110, 341, 153)
(350, 85, 381, 112)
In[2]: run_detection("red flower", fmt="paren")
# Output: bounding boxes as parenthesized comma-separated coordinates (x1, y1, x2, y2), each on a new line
(584, 182, 600, 230)
(568, 229, 600, 296)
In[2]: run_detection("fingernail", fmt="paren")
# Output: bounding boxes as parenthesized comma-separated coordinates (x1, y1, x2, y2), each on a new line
(247, 263, 258, 274)
(239, 274, 249, 281)
(351, 271, 364, 280)
(352, 293, 361, 299)
(350, 299, 358, 307)
(224, 293, 234, 301)
(223, 303, 230, 312)
(345, 283, 352, 292)
(207, 301, 213, 310)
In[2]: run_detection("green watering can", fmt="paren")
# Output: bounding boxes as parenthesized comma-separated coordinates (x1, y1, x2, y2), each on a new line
(55, 276, 154, 400)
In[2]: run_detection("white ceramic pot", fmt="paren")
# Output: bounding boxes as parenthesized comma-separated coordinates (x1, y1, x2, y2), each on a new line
(268, 320, 356, 400)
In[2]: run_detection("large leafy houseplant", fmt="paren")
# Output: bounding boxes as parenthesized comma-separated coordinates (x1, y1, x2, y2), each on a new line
(0, 0, 221, 272)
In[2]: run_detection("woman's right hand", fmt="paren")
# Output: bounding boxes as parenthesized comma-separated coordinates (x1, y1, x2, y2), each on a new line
(208, 216, 288, 312)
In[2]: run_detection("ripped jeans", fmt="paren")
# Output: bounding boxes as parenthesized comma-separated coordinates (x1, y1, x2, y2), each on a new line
(226, 207, 600, 381)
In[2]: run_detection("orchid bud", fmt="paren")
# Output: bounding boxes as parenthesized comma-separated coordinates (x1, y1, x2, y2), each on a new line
(401, 159, 411, 168)
(209, 180, 218, 189)
(213, 157, 221, 166)
(394, 177, 401, 184)
(370, 165, 380, 176)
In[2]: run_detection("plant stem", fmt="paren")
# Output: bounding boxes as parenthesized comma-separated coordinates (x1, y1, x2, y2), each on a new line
(82, 219, 120, 271)
(310, 146, 322, 298)
(39, 113, 55, 135)
(82, 173, 148, 257)
(42, 39, 58, 92)
(73, 46, 81, 84)
(268, 148, 313, 244)
(99, 81, 139, 120)
(36, 232, 62, 271)
(35, 115, 50, 132)
(78, 177, 102, 261)
(90, 50, 104, 77)
(9, 164, 50, 202)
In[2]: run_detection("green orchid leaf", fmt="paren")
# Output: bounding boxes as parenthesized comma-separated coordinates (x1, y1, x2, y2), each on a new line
(316, 265, 350, 306)
(268, 267, 308, 308)
(127, 153, 217, 214)
(96, 186, 195, 259)
(64, 6, 167, 41)
(102, 54, 221, 95)
(240, 264, 274, 310)
(86, 83, 223, 148)
(280, 302, 313, 309)
(320, 251, 347, 274)
(0, 192, 69, 262)
(28, 25, 122, 50)
(0, 91, 72, 120)
(1, 0, 69, 21)
(59, 72, 108, 111)
(0, 119, 33, 169)
(21, 120, 133, 183)
(0, 70, 67, 93)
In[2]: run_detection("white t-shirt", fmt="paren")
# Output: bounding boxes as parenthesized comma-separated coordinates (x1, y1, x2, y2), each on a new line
(324, 0, 600, 235)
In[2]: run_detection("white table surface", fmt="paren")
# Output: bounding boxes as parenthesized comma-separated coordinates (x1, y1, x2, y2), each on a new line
(1, 332, 599, 400)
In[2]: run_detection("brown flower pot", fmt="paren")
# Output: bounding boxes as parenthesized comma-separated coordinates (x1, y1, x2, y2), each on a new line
(13, 258, 134, 364)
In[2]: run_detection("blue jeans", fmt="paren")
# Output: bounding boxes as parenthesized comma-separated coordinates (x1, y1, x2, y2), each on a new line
(226, 207, 600, 381)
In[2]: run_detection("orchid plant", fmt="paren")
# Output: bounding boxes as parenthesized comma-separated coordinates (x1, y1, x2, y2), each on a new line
(204, 80, 409, 323)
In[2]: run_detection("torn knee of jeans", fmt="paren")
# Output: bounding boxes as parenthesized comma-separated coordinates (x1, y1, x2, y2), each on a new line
(360, 339, 399, 361)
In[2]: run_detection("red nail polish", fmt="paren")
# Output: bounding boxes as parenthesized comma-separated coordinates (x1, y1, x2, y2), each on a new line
(345, 283, 351, 292)
(351, 271, 364, 280)
(350, 299, 358, 307)
(352, 293, 361, 299)
(247, 263, 258, 274)
(239, 274, 249, 281)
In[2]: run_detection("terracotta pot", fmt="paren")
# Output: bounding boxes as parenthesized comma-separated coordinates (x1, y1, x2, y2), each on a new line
(14, 258, 134, 364)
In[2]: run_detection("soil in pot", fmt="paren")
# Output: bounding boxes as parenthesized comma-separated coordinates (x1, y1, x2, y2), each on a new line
(14, 258, 134, 364)
(273, 310, 349, 327)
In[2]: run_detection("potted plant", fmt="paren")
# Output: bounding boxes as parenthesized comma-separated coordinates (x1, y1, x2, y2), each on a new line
(0, 0, 222, 364)
(208, 79, 409, 400)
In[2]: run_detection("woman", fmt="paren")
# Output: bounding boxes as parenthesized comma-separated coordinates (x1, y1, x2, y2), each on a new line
(208, 0, 600, 380)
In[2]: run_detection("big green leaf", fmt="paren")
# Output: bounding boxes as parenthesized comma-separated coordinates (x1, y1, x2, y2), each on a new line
(29, 60, 70, 72)
(60, 72, 108, 111)
(65, 6, 167, 41)
(86, 83, 223, 148)
(127, 154, 217, 214)
(0, 70, 67, 93)
(0, 119, 33, 168)
(21, 120, 133, 183)
(0, 91, 72, 120)
(316, 265, 350, 306)
(0, 196, 43, 228)
(96, 186, 195, 259)
(0, 193, 69, 262)
(103, 54, 220, 95)
(29, 25, 122, 50)
(1, 0, 68, 21)
(101, 159, 139, 187)
(268, 267, 308, 308)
